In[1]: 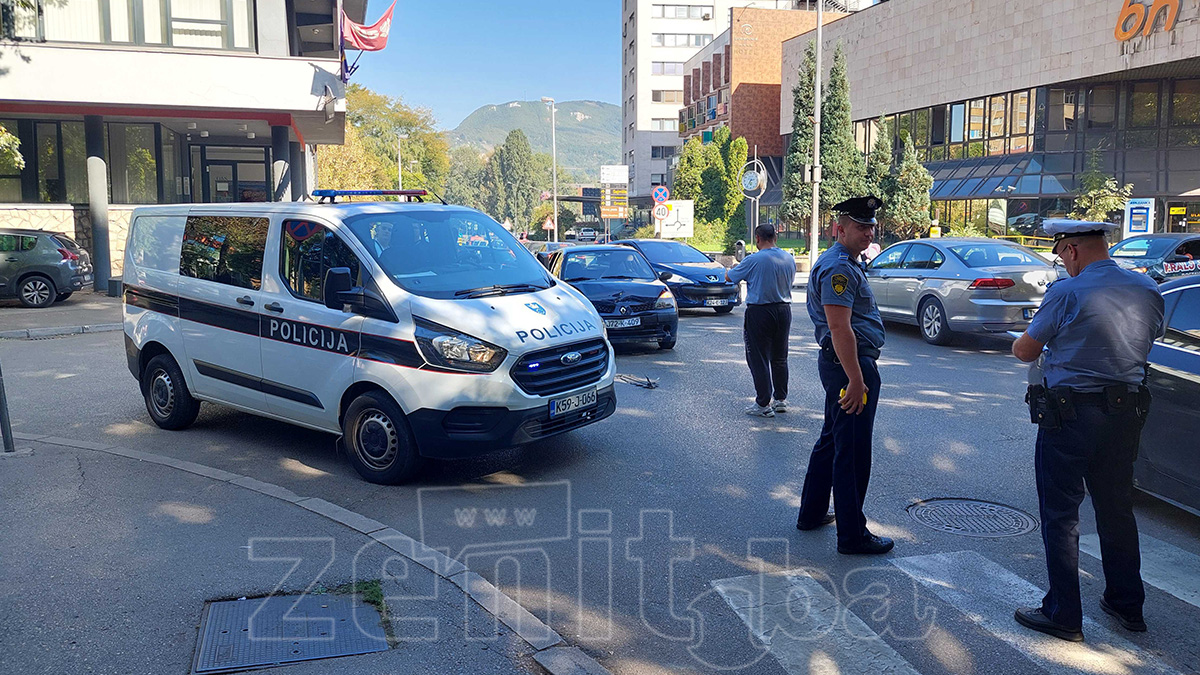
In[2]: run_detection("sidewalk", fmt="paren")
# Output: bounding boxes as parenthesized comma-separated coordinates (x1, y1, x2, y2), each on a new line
(0, 439, 542, 675)
(0, 291, 123, 339)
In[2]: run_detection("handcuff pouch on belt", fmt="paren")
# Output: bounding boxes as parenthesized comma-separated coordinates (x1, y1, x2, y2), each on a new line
(1026, 384, 1152, 428)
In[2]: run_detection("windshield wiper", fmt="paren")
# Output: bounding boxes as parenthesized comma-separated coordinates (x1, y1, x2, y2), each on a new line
(454, 283, 546, 298)
(562, 277, 592, 283)
(601, 275, 643, 279)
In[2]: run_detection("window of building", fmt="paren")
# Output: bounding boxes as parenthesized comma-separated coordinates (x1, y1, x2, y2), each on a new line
(989, 95, 1006, 139)
(931, 106, 948, 146)
(652, 61, 686, 76)
(651, 118, 677, 132)
(1088, 86, 1117, 129)
(1011, 91, 1031, 135)
(651, 4, 712, 19)
(651, 145, 678, 159)
(950, 103, 965, 144)
(652, 90, 684, 104)
(108, 123, 158, 204)
(0, 120, 20, 202)
(35, 121, 88, 203)
(7, 0, 254, 50)
(1129, 82, 1159, 128)
(913, 109, 930, 147)
(1172, 80, 1200, 126)
(968, 99, 986, 141)
(650, 173, 667, 186)
(1049, 88, 1078, 131)
(280, 223, 363, 302)
(651, 33, 711, 47)
(180, 215, 269, 290)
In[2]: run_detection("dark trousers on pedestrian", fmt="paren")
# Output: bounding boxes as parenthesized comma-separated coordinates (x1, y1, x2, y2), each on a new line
(798, 352, 881, 546)
(743, 303, 791, 407)
(1036, 403, 1145, 629)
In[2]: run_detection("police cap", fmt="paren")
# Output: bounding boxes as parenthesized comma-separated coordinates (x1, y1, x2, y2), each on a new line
(1043, 219, 1119, 254)
(833, 195, 884, 225)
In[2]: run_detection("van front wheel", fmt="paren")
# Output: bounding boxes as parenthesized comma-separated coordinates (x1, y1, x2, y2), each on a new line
(142, 354, 200, 430)
(343, 392, 421, 485)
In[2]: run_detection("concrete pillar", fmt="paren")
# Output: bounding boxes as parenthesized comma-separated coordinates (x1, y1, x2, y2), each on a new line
(84, 115, 111, 294)
(288, 141, 304, 200)
(271, 125, 290, 202)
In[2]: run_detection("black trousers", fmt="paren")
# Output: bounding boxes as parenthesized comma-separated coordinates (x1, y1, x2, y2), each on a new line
(798, 352, 881, 546)
(743, 303, 792, 407)
(1036, 403, 1146, 629)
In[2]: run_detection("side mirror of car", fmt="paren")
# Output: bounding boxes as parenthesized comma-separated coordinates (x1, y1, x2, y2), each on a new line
(536, 251, 550, 268)
(706, 254, 716, 262)
(1167, 254, 1191, 264)
(336, 285, 399, 323)
(659, 271, 672, 282)
(323, 267, 353, 310)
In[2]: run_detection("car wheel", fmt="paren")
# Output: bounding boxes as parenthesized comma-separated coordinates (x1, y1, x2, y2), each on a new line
(55, 292, 73, 302)
(343, 391, 421, 485)
(714, 305, 734, 314)
(17, 275, 56, 308)
(141, 354, 201, 430)
(919, 297, 953, 346)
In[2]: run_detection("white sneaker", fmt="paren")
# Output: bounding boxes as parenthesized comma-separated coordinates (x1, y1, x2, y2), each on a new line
(745, 403, 776, 418)
(771, 399, 788, 413)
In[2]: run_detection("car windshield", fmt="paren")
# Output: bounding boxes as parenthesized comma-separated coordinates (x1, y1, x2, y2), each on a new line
(631, 240, 711, 264)
(560, 249, 657, 282)
(1110, 238, 1178, 260)
(343, 208, 553, 299)
(947, 243, 1047, 268)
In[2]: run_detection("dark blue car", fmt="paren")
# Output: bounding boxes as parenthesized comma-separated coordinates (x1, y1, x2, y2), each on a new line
(546, 245, 679, 350)
(612, 239, 741, 314)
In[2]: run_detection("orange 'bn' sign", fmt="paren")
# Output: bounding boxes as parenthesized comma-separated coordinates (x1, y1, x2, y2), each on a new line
(1115, 0, 1180, 41)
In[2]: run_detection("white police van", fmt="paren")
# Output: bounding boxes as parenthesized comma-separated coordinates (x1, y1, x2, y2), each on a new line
(122, 190, 616, 484)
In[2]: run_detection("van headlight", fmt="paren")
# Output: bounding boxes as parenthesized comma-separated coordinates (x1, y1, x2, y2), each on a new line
(654, 289, 676, 310)
(414, 317, 507, 372)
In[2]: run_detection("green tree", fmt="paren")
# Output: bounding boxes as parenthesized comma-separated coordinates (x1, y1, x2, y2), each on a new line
(530, 203, 578, 239)
(316, 124, 394, 192)
(479, 151, 507, 220)
(0, 122, 23, 174)
(494, 129, 537, 228)
(444, 145, 486, 209)
(781, 40, 816, 229)
(882, 134, 933, 240)
(818, 43, 867, 216)
(1070, 150, 1134, 222)
(865, 117, 892, 198)
(671, 137, 707, 203)
(346, 84, 450, 193)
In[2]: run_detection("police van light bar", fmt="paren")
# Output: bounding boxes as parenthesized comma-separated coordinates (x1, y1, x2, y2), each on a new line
(313, 189, 428, 204)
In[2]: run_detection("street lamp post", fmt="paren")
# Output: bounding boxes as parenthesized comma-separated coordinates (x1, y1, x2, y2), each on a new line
(397, 132, 409, 190)
(541, 97, 558, 243)
(808, 0, 823, 270)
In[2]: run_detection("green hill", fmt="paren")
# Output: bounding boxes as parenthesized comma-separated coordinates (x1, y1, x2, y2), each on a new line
(448, 100, 621, 181)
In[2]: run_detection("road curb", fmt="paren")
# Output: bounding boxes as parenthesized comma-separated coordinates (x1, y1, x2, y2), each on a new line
(19, 433, 613, 675)
(0, 323, 123, 340)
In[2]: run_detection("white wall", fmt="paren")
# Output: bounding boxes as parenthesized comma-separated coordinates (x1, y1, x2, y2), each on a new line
(781, 0, 1200, 135)
(255, 0, 292, 57)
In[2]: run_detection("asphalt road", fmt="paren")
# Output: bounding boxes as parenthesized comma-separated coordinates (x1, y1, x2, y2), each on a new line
(4, 300, 1200, 675)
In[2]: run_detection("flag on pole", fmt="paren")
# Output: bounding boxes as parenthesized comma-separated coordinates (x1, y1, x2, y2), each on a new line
(342, 0, 395, 51)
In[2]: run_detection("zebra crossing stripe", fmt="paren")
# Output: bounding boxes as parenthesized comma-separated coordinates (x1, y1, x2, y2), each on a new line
(892, 551, 1182, 675)
(711, 570, 923, 675)
(1080, 533, 1200, 610)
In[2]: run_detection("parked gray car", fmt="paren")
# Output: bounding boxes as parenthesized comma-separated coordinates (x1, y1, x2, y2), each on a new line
(865, 237, 1057, 345)
(0, 228, 93, 307)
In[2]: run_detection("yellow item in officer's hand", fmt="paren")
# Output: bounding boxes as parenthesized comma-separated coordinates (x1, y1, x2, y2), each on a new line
(840, 388, 869, 404)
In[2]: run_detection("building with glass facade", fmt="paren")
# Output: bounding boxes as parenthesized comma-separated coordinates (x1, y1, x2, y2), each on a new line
(0, 0, 366, 283)
(781, 0, 1200, 239)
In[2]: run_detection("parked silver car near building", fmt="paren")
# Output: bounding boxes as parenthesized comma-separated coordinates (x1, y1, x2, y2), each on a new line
(865, 238, 1057, 345)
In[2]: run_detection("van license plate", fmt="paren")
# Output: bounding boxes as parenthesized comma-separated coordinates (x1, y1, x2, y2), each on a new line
(1024, 308, 1037, 320)
(604, 317, 641, 329)
(550, 388, 597, 419)
(704, 298, 729, 307)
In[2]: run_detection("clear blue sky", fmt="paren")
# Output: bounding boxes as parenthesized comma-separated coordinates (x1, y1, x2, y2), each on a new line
(351, 0, 621, 130)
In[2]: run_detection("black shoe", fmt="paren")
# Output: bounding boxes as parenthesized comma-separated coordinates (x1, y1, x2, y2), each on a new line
(797, 511, 835, 531)
(1100, 597, 1147, 632)
(1013, 607, 1084, 642)
(837, 534, 894, 555)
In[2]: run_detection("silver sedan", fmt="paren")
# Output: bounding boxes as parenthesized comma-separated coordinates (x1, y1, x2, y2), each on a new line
(865, 238, 1059, 345)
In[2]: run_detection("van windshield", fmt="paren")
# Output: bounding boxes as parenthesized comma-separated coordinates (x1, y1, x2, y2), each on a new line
(343, 208, 554, 299)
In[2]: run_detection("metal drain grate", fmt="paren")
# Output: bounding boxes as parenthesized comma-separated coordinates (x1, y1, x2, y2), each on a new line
(193, 594, 387, 674)
(907, 498, 1039, 538)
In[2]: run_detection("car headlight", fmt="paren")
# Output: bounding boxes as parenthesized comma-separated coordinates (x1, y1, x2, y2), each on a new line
(1131, 267, 1148, 274)
(665, 273, 693, 285)
(654, 289, 676, 310)
(414, 317, 507, 372)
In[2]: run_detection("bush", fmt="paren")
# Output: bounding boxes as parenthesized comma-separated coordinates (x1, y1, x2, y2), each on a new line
(947, 222, 988, 238)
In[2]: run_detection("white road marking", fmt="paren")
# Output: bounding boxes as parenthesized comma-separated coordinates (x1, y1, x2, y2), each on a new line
(892, 551, 1182, 675)
(1080, 532, 1200, 610)
(711, 570, 923, 675)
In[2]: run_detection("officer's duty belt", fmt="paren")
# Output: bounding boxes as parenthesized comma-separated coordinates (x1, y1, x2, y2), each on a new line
(820, 340, 881, 363)
(1025, 384, 1151, 429)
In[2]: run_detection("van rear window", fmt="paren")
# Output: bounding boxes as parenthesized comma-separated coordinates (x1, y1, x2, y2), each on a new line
(180, 215, 268, 290)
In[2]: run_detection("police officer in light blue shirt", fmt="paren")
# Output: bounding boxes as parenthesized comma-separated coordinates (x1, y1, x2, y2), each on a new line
(1011, 219, 1165, 642)
(796, 196, 893, 555)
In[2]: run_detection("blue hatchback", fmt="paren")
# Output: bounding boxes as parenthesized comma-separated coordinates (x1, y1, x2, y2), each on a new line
(612, 239, 741, 313)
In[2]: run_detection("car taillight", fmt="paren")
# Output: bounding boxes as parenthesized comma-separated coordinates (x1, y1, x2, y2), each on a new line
(58, 247, 79, 261)
(969, 278, 1015, 290)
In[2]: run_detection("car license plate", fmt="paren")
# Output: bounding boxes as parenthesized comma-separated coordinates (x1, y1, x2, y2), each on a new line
(83, 274, 93, 282)
(704, 298, 729, 307)
(1024, 308, 1037, 320)
(604, 317, 641, 329)
(550, 388, 597, 419)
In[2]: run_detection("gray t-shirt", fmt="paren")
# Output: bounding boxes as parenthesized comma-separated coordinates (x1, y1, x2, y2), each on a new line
(727, 247, 796, 305)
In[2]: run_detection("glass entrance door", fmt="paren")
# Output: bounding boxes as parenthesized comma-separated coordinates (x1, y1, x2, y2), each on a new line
(199, 146, 270, 203)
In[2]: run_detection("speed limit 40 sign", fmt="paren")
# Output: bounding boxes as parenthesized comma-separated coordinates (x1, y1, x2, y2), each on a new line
(653, 204, 670, 221)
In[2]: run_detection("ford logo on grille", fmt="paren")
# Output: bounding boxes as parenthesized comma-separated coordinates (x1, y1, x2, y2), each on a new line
(561, 351, 582, 365)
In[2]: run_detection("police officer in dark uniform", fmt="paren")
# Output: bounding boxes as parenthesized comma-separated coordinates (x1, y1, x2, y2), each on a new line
(796, 196, 893, 555)
(1012, 219, 1165, 642)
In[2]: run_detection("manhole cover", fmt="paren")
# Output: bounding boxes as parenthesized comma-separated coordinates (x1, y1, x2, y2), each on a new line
(907, 498, 1038, 538)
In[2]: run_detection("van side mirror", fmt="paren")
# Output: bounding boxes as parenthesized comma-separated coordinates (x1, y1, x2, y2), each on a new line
(323, 267, 353, 310)
(536, 251, 550, 268)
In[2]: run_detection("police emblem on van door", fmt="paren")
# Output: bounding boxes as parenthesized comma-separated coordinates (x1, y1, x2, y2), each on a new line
(526, 302, 547, 315)
(561, 351, 582, 365)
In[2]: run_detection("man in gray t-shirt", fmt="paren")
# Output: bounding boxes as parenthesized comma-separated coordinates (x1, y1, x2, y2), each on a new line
(726, 224, 797, 417)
